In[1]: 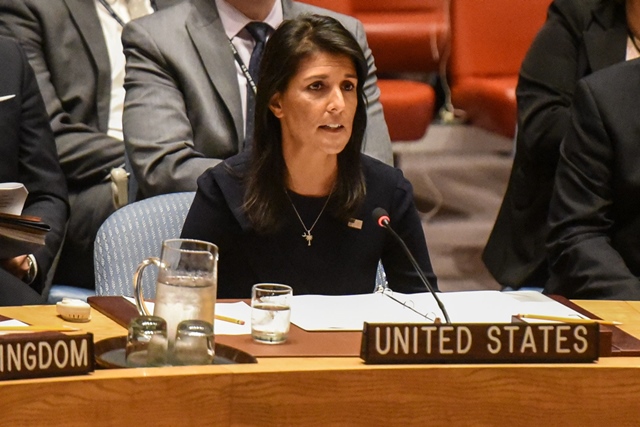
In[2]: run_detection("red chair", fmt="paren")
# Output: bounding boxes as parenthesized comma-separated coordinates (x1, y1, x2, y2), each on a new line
(448, 0, 551, 139)
(378, 80, 435, 141)
(349, 0, 444, 140)
(350, 0, 447, 75)
(299, 0, 353, 15)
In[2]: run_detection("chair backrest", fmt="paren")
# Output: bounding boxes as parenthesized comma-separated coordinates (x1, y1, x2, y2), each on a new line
(350, 0, 447, 75)
(299, 0, 352, 14)
(94, 192, 196, 298)
(449, 0, 551, 81)
(300, 0, 443, 13)
(351, 0, 443, 13)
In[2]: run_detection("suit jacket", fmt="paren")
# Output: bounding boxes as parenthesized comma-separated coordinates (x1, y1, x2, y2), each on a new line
(122, 0, 394, 199)
(546, 58, 640, 300)
(0, 36, 68, 294)
(181, 152, 435, 298)
(482, 0, 627, 288)
(0, 0, 180, 189)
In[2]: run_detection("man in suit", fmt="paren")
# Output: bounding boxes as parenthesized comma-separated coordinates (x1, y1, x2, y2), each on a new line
(0, 0, 180, 289)
(122, 0, 394, 199)
(0, 36, 68, 306)
(482, 0, 632, 289)
(546, 57, 640, 300)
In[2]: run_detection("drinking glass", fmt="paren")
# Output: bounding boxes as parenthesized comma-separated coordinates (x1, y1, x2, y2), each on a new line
(126, 316, 168, 367)
(172, 320, 215, 366)
(251, 283, 293, 344)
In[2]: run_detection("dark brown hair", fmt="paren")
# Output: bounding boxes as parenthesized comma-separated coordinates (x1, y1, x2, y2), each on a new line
(244, 14, 368, 233)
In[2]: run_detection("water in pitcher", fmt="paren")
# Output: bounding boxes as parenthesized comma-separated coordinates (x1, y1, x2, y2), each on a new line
(153, 276, 216, 345)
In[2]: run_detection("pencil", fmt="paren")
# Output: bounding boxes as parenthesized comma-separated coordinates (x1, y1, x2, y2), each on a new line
(215, 314, 245, 325)
(517, 314, 621, 326)
(0, 325, 81, 332)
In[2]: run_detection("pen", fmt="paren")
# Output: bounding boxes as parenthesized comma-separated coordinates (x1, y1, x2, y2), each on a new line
(0, 325, 81, 332)
(517, 314, 621, 326)
(215, 314, 245, 325)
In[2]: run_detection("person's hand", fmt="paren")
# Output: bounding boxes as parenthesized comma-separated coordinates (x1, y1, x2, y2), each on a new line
(0, 255, 30, 280)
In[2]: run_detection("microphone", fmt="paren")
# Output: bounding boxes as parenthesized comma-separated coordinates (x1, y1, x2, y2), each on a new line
(372, 207, 451, 323)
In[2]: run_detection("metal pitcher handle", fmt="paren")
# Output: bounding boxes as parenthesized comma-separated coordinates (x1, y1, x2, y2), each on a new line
(133, 257, 161, 317)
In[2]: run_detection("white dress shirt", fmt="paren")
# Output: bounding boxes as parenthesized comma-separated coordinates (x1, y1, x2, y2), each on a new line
(215, 0, 283, 128)
(95, 0, 154, 141)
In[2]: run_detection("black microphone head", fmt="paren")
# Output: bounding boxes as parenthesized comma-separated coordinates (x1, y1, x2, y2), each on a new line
(372, 207, 390, 228)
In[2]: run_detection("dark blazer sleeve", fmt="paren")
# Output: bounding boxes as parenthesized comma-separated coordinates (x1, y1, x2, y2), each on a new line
(181, 162, 256, 298)
(0, 0, 124, 186)
(0, 37, 69, 292)
(546, 77, 640, 300)
(381, 168, 438, 293)
(516, 0, 595, 165)
(181, 169, 238, 249)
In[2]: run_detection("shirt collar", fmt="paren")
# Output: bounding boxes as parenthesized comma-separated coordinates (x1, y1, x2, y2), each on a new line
(215, 0, 283, 40)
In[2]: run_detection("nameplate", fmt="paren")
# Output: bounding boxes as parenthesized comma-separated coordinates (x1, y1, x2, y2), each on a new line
(360, 322, 599, 364)
(0, 331, 94, 380)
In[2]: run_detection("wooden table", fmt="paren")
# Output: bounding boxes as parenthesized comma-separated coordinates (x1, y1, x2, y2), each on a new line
(1, 301, 640, 426)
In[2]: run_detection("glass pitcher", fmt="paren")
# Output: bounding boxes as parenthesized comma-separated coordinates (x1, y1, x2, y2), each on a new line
(133, 238, 218, 347)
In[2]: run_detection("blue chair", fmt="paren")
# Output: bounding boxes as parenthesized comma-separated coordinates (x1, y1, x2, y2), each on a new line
(93, 192, 195, 299)
(46, 284, 95, 304)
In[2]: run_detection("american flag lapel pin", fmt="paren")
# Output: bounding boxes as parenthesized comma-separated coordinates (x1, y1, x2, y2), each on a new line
(347, 218, 363, 230)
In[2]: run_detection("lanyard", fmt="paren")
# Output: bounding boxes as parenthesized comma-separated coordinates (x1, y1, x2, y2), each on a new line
(228, 39, 257, 95)
(97, 0, 158, 27)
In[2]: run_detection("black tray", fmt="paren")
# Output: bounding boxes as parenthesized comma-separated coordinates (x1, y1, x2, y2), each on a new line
(95, 336, 258, 368)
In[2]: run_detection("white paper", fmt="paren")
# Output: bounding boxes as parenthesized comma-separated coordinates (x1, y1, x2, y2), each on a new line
(502, 290, 592, 323)
(212, 301, 252, 335)
(122, 291, 590, 334)
(0, 319, 29, 327)
(289, 290, 588, 331)
(0, 318, 30, 336)
(289, 293, 429, 331)
(0, 182, 28, 215)
(124, 297, 251, 335)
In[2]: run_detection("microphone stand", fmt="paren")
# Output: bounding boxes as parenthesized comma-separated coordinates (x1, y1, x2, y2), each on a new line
(374, 208, 451, 323)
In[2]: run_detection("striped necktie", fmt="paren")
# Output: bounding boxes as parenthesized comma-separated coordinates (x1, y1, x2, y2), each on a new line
(244, 22, 270, 150)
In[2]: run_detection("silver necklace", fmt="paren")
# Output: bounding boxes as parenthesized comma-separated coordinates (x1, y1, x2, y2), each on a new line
(285, 189, 333, 247)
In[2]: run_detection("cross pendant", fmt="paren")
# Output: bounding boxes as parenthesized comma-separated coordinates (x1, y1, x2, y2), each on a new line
(302, 232, 313, 246)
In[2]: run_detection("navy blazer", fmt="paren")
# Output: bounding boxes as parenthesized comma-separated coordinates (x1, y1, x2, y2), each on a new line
(181, 152, 436, 298)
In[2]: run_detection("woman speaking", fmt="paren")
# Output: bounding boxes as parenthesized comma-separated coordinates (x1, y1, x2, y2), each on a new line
(181, 14, 436, 298)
